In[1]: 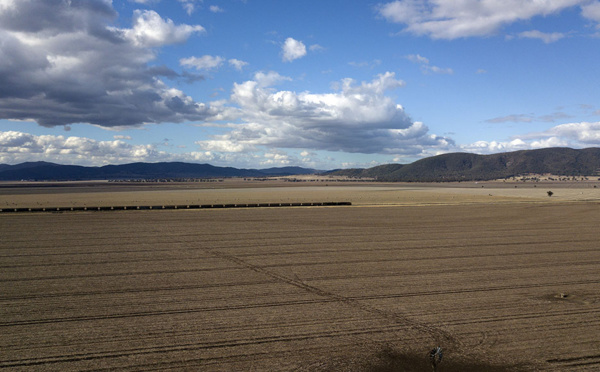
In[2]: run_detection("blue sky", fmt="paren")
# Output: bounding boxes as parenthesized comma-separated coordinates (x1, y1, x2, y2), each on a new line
(1, 0, 600, 169)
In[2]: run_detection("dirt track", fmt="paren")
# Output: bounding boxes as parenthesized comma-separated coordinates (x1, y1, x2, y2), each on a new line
(1, 184, 600, 370)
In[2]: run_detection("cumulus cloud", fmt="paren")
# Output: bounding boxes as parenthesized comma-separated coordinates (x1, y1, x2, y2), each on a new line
(378, 0, 588, 39)
(180, 56, 249, 72)
(460, 122, 600, 154)
(180, 55, 225, 70)
(122, 10, 205, 47)
(406, 54, 429, 64)
(0, 130, 165, 165)
(582, 1, 600, 22)
(281, 37, 307, 62)
(423, 65, 453, 75)
(460, 139, 534, 154)
(519, 121, 600, 144)
(0, 129, 261, 167)
(178, 0, 199, 15)
(228, 59, 249, 71)
(196, 71, 453, 157)
(253, 71, 292, 87)
(210, 5, 225, 13)
(0, 1, 220, 128)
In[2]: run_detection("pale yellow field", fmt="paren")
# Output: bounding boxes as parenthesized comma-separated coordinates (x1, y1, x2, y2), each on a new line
(2, 180, 600, 208)
(1, 182, 600, 371)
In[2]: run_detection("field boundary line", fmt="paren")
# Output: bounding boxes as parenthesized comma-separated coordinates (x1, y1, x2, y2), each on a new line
(0, 202, 351, 213)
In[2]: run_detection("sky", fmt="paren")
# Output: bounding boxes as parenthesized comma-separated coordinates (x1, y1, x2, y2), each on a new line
(1, 0, 600, 170)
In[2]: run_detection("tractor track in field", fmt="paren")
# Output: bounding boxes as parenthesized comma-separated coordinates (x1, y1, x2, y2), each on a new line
(0, 326, 408, 368)
(1, 237, 599, 267)
(203, 247, 463, 350)
(3, 277, 600, 328)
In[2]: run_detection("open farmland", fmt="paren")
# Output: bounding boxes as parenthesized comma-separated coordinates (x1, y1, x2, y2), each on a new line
(1, 183, 600, 370)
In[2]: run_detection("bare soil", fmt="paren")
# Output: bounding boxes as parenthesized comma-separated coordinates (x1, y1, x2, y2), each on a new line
(1, 182, 599, 370)
(2, 178, 600, 208)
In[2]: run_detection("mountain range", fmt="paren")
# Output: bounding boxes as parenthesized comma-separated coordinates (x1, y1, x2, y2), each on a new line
(328, 147, 600, 181)
(0, 162, 318, 181)
(2, 147, 600, 181)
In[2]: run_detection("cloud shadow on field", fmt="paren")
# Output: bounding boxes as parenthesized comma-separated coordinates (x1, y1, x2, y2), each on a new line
(318, 345, 530, 372)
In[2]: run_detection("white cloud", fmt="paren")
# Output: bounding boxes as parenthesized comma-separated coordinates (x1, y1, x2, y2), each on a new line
(0, 130, 166, 165)
(178, 0, 199, 15)
(123, 10, 205, 47)
(406, 54, 429, 64)
(262, 150, 292, 166)
(300, 150, 313, 157)
(518, 30, 566, 43)
(422, 65, 453, 75)
(461, 121, 600, 154)
(180, 55, 225, 70)
(520, 121, 600, 144)
(0, 130, 268, 167)
(379, 0, 587, 39)
(405, 54, 453, 74)
(129, 0, 200, 14)
(281, 37, 307, 62)
(197, 71, 452, 157)
(253, 71, 292, 87)
(460, 139, 531, 154)
(582, 1, 600, 22)
(228, 58, 249, 71)
(210, 5, 224, 13)
(196, 139, 253, 153)
(461, 137, 569, 154)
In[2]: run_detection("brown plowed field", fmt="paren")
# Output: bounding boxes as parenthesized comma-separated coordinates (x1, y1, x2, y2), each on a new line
(1, 182, 600, 370)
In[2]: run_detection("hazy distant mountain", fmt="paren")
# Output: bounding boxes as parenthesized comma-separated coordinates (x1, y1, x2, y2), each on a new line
(258, 166, 318, 176)
(0, 162, 319, 181)
(328, 147, 600, 181)
(4, 147, 600, 182)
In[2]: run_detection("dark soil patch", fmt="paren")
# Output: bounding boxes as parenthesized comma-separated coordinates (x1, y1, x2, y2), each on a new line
(321, 346, 530, 372)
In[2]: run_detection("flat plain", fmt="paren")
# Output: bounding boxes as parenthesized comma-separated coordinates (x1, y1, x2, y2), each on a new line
(1, 180, 600, 371)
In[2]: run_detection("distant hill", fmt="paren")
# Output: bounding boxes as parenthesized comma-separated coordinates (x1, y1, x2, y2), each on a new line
(258, 166, 319, 176)
(0, 162, 319, 181)
(4, 147, 600, 182)
(328, 147, 600, 181)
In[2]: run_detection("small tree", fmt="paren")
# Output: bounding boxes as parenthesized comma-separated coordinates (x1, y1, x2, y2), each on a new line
(547, 190, 554, 197)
